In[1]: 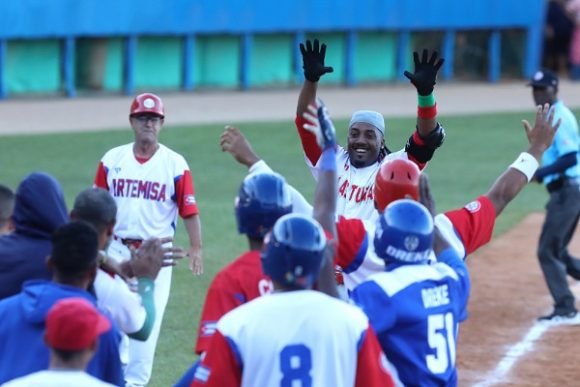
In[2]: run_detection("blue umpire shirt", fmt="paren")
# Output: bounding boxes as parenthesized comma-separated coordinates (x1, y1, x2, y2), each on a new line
(351, 248, 470, 387)
(543, 101, 580, 184)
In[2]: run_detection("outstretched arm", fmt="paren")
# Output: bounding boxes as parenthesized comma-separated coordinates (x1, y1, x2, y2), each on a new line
(296, 39, 334, 117)
(486, 103, 560, 215)
(302, 100, 339, 297)
(303, 101, 337, 234)
(220, 126, 314, 215)
(296, 39, 334, 165)
(403, 49, 446, 167)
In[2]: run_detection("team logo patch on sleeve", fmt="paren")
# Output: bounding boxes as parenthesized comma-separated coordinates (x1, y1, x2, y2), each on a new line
(194, 365, 210, 383)
(200, 321, 217, 337)
(185, 194, 196, 205)
(464, 200, 481, 213)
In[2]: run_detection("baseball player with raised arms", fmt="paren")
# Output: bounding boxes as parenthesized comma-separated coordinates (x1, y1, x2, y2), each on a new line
(352, 199, 469, 386)
(221, 104, 559, 295)
(295, 39, 446, 222)
(192, 106, 396, 387)
(94, 93, 202, 387)
(334, 103, 560, 292)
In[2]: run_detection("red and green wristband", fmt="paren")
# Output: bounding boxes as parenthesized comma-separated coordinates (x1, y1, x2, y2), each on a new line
(417, 93, 437, 119)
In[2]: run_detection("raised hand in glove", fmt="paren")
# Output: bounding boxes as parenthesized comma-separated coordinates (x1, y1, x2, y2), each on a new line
(299, 39, 334, 82)
(404, 49, 444, 96)
(302, 99, 336, 149)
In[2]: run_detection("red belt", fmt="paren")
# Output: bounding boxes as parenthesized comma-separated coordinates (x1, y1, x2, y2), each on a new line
(113, 235, 143, 249)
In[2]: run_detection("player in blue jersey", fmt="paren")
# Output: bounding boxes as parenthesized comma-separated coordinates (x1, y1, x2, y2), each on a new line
(351, 199, 470, 387)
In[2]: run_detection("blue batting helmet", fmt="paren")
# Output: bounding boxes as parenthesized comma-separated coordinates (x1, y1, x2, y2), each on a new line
(374, 199, 433, 264)
(235, 173, 292, 239)
(261, 213, 327, 289)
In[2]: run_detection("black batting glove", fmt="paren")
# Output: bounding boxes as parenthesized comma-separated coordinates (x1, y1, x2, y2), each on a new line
(299, 39, 334, 82)
(404, 49, 445, 96)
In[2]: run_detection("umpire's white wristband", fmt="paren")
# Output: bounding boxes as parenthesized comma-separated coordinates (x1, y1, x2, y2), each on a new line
(509, 152, 539, 182)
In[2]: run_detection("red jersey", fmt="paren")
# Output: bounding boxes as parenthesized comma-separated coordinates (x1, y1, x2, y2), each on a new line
(195, 250, 272, 354)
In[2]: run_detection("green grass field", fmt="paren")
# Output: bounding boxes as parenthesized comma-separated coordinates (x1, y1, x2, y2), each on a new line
(0, 109, 555, 385)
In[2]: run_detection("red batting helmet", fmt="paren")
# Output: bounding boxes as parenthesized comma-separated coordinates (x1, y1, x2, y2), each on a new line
(374, 159, 420, 212)
(130, 93, 165, 117)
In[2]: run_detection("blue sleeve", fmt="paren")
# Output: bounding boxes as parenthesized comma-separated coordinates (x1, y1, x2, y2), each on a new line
(351, 281, 396, 334)
(436, 248, 471, 319)
(536, 152, 577, 179)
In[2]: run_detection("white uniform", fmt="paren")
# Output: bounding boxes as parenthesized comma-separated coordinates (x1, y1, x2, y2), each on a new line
(1, 370, 116, 387)
(295, 114, 432, 223)
(193, 290, 396, 387)
(94, 269, 146, 335)
(95, 142, 199, 387)
(309, 146, 412, 224)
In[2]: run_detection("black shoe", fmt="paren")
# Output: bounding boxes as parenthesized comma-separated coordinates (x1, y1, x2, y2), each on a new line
(538, 310, 579, 324)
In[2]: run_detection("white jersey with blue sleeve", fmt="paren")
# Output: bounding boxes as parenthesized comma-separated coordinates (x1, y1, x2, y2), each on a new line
(193, 290, 396, 387)
(351, 248, 470, 387)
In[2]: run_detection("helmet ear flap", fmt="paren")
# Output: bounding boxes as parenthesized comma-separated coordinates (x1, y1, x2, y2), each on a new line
(373, 159, 420, 212)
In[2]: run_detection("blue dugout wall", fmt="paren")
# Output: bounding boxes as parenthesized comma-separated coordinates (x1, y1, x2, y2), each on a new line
(0, 0, 546, 98)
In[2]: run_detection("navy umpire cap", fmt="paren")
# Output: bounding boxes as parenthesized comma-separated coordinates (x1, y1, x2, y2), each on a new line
(528, 69, 558, 88)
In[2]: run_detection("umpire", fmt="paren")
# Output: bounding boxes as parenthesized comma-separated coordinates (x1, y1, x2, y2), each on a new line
(528, 69, 580, 322)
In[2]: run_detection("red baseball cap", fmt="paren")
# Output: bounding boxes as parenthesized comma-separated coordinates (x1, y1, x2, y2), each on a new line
(45, 298, 111, 351)
(130, 93, 165, 117)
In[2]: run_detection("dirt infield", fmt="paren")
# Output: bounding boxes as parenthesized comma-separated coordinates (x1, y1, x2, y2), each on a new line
(458, 212, 580, 386)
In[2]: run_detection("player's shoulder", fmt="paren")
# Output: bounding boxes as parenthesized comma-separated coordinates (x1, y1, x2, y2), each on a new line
(101, 143, 133, 160)
(555, 102, 579, 126)
(382, 149, 407, 162)
(431, 260, 461, 280)
(213, 251, 261, 283)
(158, 143, 185, 158)
(216, 291, 271, 330)
(156, 143, 190, 167)
(298, 290, 370, 324)
(368, 264, 450, 297)
(326, 293, 370, 322)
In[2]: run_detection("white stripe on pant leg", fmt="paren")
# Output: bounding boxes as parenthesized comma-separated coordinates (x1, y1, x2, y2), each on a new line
(124, 266, 172, 387)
